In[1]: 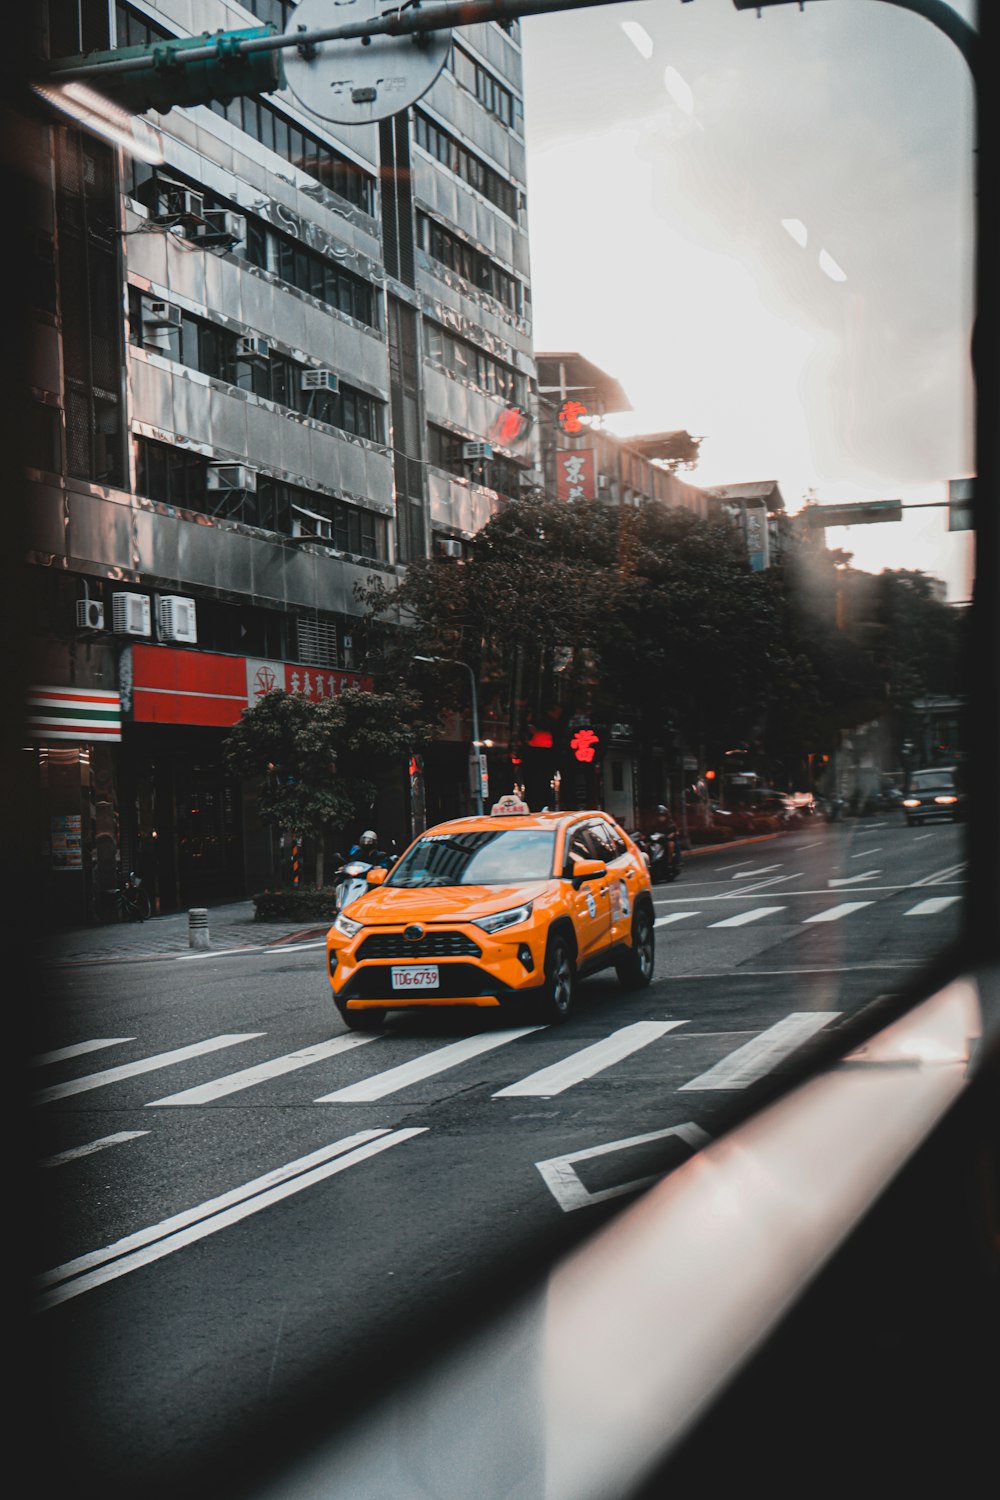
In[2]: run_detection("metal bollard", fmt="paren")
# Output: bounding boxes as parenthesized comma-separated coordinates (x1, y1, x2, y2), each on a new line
(188, 908, 210, 950)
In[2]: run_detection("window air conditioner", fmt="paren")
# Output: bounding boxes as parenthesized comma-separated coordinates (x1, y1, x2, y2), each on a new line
(160, 186, 205, 223)
(112, 592, 151, 637)
(206, 464, 257, 493)
(300, 368, 339, 392)
(236, 335, 269, 362)
(193, 209, 246, 247)
(462, 442, 493, 461)
(75, 598, 105, 630)
(143, 301, 182, 328)
(435, 538, 463, 559)
(158, 595, 198, 644)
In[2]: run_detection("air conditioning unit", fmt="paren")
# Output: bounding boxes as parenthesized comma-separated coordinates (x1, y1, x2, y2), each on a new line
(301, 368, 339, 392)
(143, 301, 182, 328)
(206, 464, 257, 493)
(435, 538, 463, 559)
(112, 592, 151, 637)
(236, 335, 269, 362)
(159, 186, 205, 223)
(75, 598, 104, 630)
(158, 595, 198, 644)
(597, 474, 610, 491)
(192, 209, 246, 247)
(462, 442, 493, 462)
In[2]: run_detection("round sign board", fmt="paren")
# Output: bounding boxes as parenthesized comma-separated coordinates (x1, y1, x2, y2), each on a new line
(283, 0, 451, 125)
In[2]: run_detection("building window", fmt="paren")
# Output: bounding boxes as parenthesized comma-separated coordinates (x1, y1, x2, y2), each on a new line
(413, 110, 519, 221)
(424, 323, 526, 406)
(449, 42, 522, 130)
(417, 213, 522, 316)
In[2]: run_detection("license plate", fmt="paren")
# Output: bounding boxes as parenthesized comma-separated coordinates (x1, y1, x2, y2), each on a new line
(391, 965, 439, 991)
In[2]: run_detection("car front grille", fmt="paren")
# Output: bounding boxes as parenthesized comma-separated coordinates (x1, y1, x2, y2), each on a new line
(356, 931, 482, 960)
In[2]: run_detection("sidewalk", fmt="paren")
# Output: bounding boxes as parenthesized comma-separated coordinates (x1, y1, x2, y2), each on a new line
(37, 900, 331, 968)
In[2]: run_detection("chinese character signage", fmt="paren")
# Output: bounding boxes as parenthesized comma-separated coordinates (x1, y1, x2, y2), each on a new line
(556, 449, 597, 503)
(558, 399, 588, 434)
(570, 727, 602, 764)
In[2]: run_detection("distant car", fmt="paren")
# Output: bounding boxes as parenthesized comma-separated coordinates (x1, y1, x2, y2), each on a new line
(326, 809, 655, 1029)
(728, 789, 792, 833)
(901, 766, 966, 826)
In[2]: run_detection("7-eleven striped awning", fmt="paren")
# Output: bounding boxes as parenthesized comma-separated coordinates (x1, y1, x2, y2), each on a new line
(26, 686, 122, 742)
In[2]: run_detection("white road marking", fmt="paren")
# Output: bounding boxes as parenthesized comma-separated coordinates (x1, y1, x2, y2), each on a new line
(797, 840, 823, 849)
(176, 947, 264, 962)
(709, 907, 786, 928)
(851, 848, 882, 858)
(262, 940, 327, 955)
(37, 1128, 424, 1310)
(913, 862, 966, 887)
(655, 912, 698, 927)
(828, 871, 880, 886)
(679, 1012, 840, 1091)
(32, 1035, 266, 1106)
(803, 902, 873, 923)
(536, 1123, 712, 1212)
(731, 865, 782, 879)
(39, 1132, 149, 1169)
(147, 1035, 377, 1106)
(315, 1027, 543, 1103)
(33, 1038, 135, 1066)
(494, 1021, 687, 1098)
(904, 896, 962, 916)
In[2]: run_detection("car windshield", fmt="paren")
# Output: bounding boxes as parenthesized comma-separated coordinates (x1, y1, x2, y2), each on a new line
(910, 769, 957, 789)
(385, 828, 557, 885)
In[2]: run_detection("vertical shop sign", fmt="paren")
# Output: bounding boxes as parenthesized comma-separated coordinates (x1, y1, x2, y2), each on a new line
(556, 449, 596, 502)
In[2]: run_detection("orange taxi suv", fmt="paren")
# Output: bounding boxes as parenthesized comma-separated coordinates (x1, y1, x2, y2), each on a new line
(326, 808, 655, 1029)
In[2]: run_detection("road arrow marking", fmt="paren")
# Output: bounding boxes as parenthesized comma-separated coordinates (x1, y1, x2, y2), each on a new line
(536, 1123, 711, 1212)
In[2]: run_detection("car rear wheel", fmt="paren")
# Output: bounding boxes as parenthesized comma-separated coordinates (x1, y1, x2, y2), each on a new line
(539, 934, 575, 1023)
(616, 906, 655, 990)
(337, 1003, 385, 1032)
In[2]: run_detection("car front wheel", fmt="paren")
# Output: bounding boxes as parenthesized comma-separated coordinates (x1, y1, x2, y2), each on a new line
(539, 933, 575, 1023)
(337, 1002, 385, 1032)
(616, 906, 655, 990)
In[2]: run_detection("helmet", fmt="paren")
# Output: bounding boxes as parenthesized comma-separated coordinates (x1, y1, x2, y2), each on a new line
(359, 829, 377, 845)
(656, 805, 668, 815)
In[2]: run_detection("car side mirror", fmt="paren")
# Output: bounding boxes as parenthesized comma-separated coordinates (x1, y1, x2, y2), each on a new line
(366, 867, 388, 885)
(570, 858, 607, 889)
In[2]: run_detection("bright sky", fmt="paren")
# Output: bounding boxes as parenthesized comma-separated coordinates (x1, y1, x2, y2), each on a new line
(520, 0, 977, 600)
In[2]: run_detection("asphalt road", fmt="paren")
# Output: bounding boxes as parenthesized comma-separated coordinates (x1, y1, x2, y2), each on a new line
(26, 815, 966, 1499)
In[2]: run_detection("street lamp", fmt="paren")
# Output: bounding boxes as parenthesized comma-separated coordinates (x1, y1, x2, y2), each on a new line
(414, 655, 484, 814)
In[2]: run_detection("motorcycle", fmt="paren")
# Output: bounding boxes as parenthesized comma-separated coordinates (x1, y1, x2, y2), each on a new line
(648, 828, 682, 883)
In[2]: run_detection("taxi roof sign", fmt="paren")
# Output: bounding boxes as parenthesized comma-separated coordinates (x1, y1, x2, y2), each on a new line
(491, 793, 530, 815)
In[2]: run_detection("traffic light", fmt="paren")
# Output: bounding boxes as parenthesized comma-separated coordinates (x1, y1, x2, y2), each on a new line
(48, 27, 285, 116)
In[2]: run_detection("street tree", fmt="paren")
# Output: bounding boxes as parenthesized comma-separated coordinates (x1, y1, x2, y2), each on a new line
(222, 686, 427, 884)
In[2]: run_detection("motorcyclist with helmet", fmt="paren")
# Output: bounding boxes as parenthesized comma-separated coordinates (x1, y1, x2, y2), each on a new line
(349, 829, 392, 866)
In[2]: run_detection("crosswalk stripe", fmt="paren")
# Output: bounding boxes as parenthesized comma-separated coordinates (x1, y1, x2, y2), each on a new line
(315, 1027, 543, 1103)
(32, 1038, 135, 1067)
(654, 912, 697, 927)
(147, 1035, 377, 1106)
(493, 1021, 687, 1098)
(31, 1035, 266, 1106)
(709, 907, 785, 928)
(904, 895, 961, 916)
(39, 1132, 149, 1169)
(37, 1128, 424, 1310)
(680, 1012, 841, 1090)
(803, 902, 872, 923)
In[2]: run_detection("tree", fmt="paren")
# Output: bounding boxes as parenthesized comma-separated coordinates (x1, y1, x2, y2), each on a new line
(222, 687, 428, 884)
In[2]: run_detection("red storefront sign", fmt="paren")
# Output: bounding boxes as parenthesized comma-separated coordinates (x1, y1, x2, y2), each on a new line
(127, 644, 370, 727)
(556, 448, 597, 502)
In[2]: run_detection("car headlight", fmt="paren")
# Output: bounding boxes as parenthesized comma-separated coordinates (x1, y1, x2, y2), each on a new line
(902, 798, 920, 807)
(473, 902, 533, 934)
(333, 912, 363, 938)
(934, 795, 958, 804)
